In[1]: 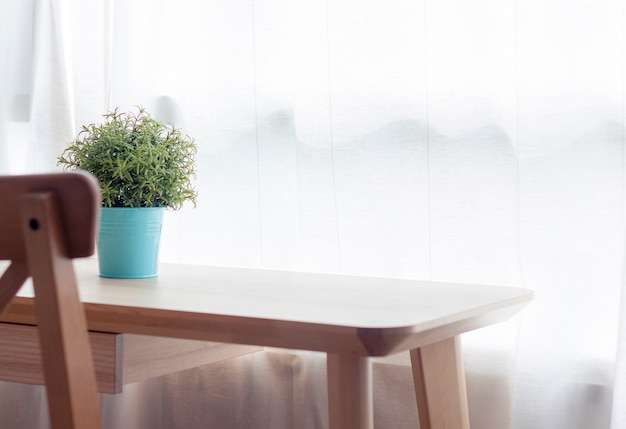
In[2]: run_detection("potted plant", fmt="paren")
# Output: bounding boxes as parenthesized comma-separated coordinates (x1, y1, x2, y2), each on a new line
(58, 107, 197, 278)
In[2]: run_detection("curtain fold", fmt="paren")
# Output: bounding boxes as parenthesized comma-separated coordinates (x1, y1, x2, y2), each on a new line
(0, 0, 35, 173)
(29, 0, 75, 171)
(1, 0, 625, 428)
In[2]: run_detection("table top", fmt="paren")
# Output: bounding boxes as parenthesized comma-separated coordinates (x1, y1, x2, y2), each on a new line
(4, 258, 533, 357)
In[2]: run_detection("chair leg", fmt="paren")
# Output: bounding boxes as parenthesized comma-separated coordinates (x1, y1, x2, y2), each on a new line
(327, 353, 373, 429)
(0, 261, 29, 317)
(21, 192, 102, 429)
(410, 336, 470, 429)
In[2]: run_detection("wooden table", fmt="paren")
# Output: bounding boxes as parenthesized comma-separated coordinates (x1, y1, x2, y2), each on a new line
(1, 258, 532, 429)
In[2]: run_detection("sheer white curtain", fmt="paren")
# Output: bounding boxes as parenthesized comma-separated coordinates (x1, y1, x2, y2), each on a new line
(1, 0, 625, 428)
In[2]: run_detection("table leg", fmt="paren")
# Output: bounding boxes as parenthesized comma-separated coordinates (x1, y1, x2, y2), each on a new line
(410, 336, 470, 429)
(327, 353, 373, 429)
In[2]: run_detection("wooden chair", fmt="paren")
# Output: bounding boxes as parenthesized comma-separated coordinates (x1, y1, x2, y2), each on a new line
(0, 172, 103, 429)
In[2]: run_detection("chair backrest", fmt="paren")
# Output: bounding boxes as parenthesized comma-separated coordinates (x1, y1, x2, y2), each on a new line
(0, 172, 102, 429)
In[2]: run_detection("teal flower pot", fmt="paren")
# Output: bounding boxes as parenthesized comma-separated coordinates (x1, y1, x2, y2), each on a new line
(97, 207, 164, 278)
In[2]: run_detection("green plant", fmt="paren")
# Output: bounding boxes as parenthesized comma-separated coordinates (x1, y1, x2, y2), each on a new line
(58, 107, 197, 209)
